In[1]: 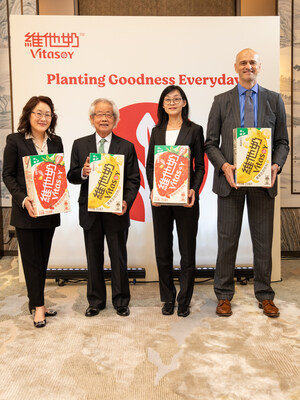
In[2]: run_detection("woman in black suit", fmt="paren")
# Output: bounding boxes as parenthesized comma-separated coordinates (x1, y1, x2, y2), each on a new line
(2, 96, 63, 328)
(146, 85, 205, 317)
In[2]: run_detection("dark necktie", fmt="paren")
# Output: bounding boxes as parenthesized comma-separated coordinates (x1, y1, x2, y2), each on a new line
(244, 90, 254, 127)
(98, 138, 106, 153)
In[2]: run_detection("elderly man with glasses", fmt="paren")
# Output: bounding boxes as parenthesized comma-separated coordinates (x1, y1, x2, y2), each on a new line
(68, 98, 140, 317)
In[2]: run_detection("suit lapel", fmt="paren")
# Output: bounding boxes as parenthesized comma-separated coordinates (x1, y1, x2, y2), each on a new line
(22, 135, 37, 155)
(155, 126, 166, 145)
(175, 123, 190, 145)
(108, 132, 120, 154)
(47, 139, 54, 154)
(47, 138, 58, 154)
(230, 86, 241, 127)
(257, 85, 267, 127)
(88, 133, 98, 154)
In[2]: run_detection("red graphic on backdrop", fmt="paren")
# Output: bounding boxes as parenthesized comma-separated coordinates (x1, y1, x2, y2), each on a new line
(25, 32, 81, 59)
(25, 32, 79, 48)
(114, 103, 208, 222)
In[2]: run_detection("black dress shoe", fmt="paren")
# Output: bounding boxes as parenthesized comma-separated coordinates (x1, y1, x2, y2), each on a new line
(29, 304, 57, 317)
(177, 305, 190, 317)
(162, 302, 175, 315)
(45, 310, 57, 317)
(116, 306, 130, 317)
(34, 319, 46, 328)
(85, 306, 100, 317)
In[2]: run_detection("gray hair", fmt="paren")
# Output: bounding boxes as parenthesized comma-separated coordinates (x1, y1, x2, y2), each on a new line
(89, 98, 120, 128)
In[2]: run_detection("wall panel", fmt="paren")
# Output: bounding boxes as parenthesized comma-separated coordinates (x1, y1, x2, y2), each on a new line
(0, 0, 36, 255)
(78, 0, 236, 16)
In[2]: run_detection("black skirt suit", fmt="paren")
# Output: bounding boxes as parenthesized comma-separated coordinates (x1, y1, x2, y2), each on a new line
(146, 121, 205, 306)
(2, 133, 63, 307)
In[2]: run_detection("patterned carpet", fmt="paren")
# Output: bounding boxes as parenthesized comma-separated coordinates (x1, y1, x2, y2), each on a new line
(0, 256, 299, 400)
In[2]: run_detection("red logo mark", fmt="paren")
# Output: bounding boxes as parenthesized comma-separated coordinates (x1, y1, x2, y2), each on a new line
(114, 103, 208, 222)
(25, 32, 79, 48)
(25, 32, 80, 59)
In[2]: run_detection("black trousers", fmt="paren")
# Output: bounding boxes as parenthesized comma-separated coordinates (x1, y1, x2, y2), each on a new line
(214, 187, 275, 302)
(16, 227, 55, 307)
(84, 214, 130, 309)
(151, 201, 199, 306)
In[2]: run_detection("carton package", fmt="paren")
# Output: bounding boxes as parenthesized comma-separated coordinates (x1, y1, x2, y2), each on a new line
(88, 153, 124, 213)
(23, 153, 70, 216)
(233, 127, 272, 187)
(153, 145, 190, 205)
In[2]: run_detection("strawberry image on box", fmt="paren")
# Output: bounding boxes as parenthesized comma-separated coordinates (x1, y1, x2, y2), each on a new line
(153, 145, 190, 205)
(88, 153, 124, 213)
(23, 153, 70, 216)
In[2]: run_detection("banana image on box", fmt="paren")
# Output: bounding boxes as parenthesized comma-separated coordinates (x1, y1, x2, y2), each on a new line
(88, 153, 124, 213)
(233, 127, 272, 187)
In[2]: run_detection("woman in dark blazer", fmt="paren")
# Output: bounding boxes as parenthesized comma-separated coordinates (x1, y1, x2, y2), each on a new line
(2, 96, 63, 328)
(146, 85, 205, 317)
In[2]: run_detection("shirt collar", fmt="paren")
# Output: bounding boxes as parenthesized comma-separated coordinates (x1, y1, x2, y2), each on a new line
(238, 82, 258, 95)
(96, 132, 112, 145)
(25, 132, 50, 141)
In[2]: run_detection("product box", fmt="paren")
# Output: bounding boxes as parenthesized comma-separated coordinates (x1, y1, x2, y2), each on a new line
(153, 145, 190, 205)
(233, 127, 272, 187)
(23, 153, 70, 216)
(88, 153, 124, 213)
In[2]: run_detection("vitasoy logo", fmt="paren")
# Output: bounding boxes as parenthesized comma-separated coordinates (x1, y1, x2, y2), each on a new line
(114, 103, 208, 223)
(24, 32, 80, 59)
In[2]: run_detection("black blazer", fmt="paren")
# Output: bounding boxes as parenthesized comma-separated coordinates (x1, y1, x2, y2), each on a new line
(2, 133, 63, 229)
(146, 121, 205, 198)
(67, 132, 140, 232)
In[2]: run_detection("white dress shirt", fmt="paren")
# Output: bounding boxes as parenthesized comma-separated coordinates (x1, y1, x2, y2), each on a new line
(165, 129, 180, 146)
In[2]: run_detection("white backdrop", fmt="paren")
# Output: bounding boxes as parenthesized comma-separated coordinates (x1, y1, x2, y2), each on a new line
(10, 16, 281, 280)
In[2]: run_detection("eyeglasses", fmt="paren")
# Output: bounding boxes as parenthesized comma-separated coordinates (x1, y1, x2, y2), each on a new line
(31, 111, 52, 120)
(164, 97, 183, 105)
(93, 112, 114, 119)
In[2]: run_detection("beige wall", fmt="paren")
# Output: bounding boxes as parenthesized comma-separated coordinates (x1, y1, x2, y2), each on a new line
(77, 0, 236, 16)
(241, 0, 276, 16)
(39, 0, 75, 15)
(38, 0, 277, 17)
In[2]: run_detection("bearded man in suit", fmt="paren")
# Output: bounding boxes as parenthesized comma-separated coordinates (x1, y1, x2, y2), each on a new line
(205, 48, 289, 318)
(68, 98, 140, 317)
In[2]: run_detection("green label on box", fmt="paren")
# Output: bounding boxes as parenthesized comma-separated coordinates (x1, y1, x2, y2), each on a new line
(236, 128, 248, 139)
(29, 153, 61, 167)
(154, 145, 170, 155)
(154, 145, 189, 158)
(90, 153, 116, 162)
(236, 127, 264, 138)
(90, 153, 102, 162)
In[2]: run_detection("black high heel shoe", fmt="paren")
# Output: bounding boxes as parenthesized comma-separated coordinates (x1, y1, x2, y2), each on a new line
(29, 303, 57, 317)
(32, 309, 46, 328)
(45, 310, 57, 317)
(34, 319, 46, 328)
